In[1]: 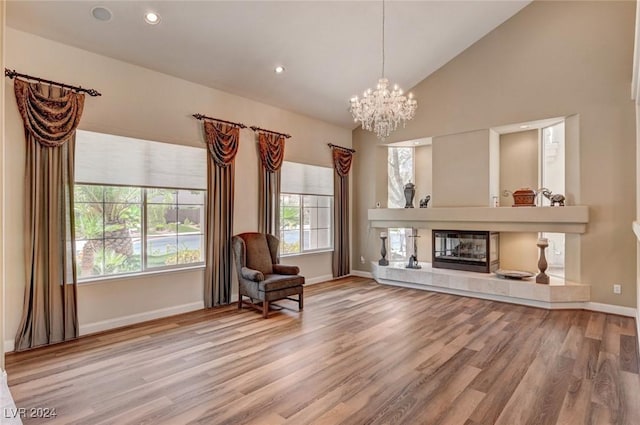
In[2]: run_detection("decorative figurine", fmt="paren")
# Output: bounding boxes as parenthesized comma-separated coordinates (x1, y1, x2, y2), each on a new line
(536, 238, 550, 284)
(404, 182, 416, 208)
(419, 195, 431, 208)
(539, 188, 566, 206)
(406, 229, 421, 269)
(379, 232, 389, 266)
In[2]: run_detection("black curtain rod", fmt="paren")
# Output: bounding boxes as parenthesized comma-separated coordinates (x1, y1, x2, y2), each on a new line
(249, 126, 291, 139)
(328, 143, 356, 153)
(192, 113, 247, 128)
(4, 68, 102, 97)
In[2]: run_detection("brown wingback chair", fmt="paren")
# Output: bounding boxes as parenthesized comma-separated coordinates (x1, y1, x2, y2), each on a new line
(232, 232, 304, 318)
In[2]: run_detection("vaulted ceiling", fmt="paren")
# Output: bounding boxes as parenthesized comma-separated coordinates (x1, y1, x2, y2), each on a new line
(7, 1, 531, 128)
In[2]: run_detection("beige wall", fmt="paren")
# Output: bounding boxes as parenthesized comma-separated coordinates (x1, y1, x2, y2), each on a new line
(414, 145, 432, 204)
(354, 1, 637, 307)
(415, 146, 433, 261)
(499, 130, 538, 206)
(0, 0, 5, 370)
(498, 129, 542, 274)
(3, 28, 351, 348)
(432, 129, 492, 207)
(637, 103, 640, 329)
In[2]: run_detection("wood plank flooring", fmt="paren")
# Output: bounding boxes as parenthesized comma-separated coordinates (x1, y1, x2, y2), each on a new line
(5, 277, 640, 425)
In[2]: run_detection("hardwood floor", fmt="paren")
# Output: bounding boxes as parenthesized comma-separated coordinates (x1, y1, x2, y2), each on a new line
(5, 277, 640, 425)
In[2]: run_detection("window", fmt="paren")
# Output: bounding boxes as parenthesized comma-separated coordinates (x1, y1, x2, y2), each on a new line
(387, 147, 414, 260)
(540, 122, 565, 277)
(280, 161, 333, 256)
(75, 186, 205, 279)
(74, 130, 206, 281)
(387, 147, 414, 208)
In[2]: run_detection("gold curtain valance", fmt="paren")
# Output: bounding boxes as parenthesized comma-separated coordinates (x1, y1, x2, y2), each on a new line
(332, 148, 354, 177)
(14, 78, 85, 148)
(203, 121, 240, 167)
(258, 132, 285, 172)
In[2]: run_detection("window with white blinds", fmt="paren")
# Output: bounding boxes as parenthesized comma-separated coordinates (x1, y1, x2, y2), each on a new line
(73, 130, 206, 281)
(280, 161, 333, 256)
(75, 130, 206, 190)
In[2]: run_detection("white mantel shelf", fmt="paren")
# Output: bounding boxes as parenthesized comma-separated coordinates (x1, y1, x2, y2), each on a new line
(368, 206, 589, 233)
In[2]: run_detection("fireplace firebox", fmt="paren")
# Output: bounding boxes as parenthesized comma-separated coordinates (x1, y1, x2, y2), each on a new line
(432, 230, 499, 273)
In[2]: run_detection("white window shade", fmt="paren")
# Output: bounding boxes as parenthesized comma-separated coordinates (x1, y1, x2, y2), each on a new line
(75, 130, 206, 190)
(281, 161, 333, 196)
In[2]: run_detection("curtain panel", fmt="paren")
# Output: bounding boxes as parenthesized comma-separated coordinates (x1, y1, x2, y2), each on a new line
(257, 133, 285, 236)
(331, 148, 354, 278)
(14, 79, 84, 350)
(203, 121, 240, 307)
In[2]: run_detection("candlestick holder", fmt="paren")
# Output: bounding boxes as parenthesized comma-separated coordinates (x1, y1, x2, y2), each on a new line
(379, 234, 389, 266)
(536, 239, 549, 284)
(406, 228, 421, 269)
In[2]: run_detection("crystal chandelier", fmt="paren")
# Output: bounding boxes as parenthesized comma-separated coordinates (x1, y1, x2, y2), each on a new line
(350, 0, 417, 140)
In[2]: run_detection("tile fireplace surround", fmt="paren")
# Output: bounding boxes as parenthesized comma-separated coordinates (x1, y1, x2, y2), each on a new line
(372, 262, 590, 309)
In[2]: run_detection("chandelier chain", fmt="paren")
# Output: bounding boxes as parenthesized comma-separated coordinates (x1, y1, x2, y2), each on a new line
(382, 0, 385, 78)
(348, 0, 418, 140)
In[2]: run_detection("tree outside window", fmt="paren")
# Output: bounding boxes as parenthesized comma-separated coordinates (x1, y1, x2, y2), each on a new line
(74, 184, 204, 280)
(279, 194, 332, 256)
(387, 147, 414, 260)
(388, 147, 414, 208)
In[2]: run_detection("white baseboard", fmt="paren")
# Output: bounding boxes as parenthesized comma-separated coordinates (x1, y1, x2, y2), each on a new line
(306, 273, 373, 284)
(306, 274, 334, 285)
(79, 301, 205, 337)
(584, 302, 637, 318)
(4, 340, 14, 354)
(351, 270, 373, 279)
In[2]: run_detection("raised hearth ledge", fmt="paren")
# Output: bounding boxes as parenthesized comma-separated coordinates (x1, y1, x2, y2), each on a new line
(372, 262, 590, 309)
(368, 206, 589, 233)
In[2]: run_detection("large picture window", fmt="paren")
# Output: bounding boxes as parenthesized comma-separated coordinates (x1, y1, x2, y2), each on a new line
(540, 121, 565, 278)
(74, 130, 207, 281)
(75, 185, 205, 279)
(280, 161, 333, 256)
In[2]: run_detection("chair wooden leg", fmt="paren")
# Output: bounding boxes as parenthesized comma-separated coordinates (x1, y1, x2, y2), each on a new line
(262, 300, 269, 318)
(299, 292, 304, 311)
(238, 294, 242, 310)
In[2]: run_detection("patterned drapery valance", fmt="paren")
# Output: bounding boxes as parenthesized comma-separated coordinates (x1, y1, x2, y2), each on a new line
(258, 132, 285, 172)
(332, 148, 354, 177)
(204, 121, 240, 167)
(14, 79, 85, 148)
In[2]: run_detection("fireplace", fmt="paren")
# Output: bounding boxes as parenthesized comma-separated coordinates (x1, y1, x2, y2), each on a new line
(432, 230, 499, 273)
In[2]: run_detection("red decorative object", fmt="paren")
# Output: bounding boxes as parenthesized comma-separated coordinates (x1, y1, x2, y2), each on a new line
(511, 188, 536, 207)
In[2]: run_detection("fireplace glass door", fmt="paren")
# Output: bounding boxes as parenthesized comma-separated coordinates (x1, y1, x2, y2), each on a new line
(432, 230, 499, 273)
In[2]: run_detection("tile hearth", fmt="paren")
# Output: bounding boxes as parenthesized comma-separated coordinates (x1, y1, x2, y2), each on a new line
(372, 262, 590, 309)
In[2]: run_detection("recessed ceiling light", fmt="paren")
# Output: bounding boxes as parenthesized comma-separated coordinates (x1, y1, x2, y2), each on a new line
(274, 66, 285, 74)
(144, 12, 161, 25)
(520, 125, 530, 129)
(91, 6, 112, 22)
